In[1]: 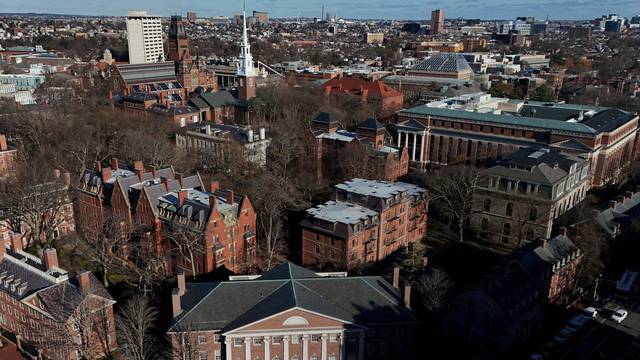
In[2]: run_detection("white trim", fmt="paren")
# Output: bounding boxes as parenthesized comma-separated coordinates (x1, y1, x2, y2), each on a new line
(224, 328, 344, 338)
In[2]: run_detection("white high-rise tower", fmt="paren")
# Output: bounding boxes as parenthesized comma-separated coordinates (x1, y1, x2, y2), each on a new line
(126, 11, 165, 64)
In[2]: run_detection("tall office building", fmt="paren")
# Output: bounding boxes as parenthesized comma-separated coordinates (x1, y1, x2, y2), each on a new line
(430, 8, 445, 35)
(126, 11, 165, 64)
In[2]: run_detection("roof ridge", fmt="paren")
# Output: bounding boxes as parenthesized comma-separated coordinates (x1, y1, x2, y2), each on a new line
(171, 282, 223, 329)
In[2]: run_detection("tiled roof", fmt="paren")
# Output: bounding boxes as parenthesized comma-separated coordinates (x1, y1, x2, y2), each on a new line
(169, 262, 416, 332)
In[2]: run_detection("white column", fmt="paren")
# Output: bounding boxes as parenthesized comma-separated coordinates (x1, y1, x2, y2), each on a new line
(245, 337, 251, 360)
(340, 333, 346, 360)
(404, 132, 409, 149)
(421, 131, 426, 162)
(321, 334, 328, 360)
(225, 339, 233, 360)
(397, 131, 402, 147)
(284, 336, 290, 360)
(302, 334, 309, 360)
(357, 332, 365, 360)
(412, 133, 417, 161)
(264, 336, 270, 360)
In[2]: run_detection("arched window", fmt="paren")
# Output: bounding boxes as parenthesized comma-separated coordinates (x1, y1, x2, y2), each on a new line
(483, 198, 492, 212)
(311, 354, 318, 360)
(503, 223, 511, 236)
(283, 316, 309, 327)
(506, 203, 514, 217)
(329, 354, 336, 360)
(481, 218, 489, 231)
(529, 207, 538, 221)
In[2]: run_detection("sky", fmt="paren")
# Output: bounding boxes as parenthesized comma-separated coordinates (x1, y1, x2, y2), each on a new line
(0, 0, 639, 20)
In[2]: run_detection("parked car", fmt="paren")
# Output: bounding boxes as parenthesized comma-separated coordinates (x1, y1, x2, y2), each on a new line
(611, 309, 628, 323)
(554, 329, 572, 344)
(582, 306, 598, 318)
(566, 315, 590, 332)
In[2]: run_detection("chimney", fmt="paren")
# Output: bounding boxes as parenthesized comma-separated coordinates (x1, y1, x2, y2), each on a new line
(559, 227, 568, 237)
(135, 168, 144, 181)
(94, 161, 102, 172)
(52, 169, 61, 179)
(536, 237, 547, 249)
(259, 128, 266, 140)
(177, 272, 186, 296)
(392, 266, 400, 289)
(10, 233, 22, 253)
(403, 284, 411, 308)
(111, 158, 119, 171)
(247, 129, 254, 143)
(0, 134, 7, 151)
(209, 194, 217, 209)
(625, 191, 634, 199)
(616, 195, 625, 204)
(226, 190, 234, 204)
(172, 288, 182, 318)
(134, 160, 144, 172)
(77, 270, 91, 293)
(62, 172, 71, 186)
(43, 247, 59, 270)
(609, 200, 617, 209)
(161, 176, 170, 191)
(149, 166, 157, 178)
(176, 174, 184, 188)
(178, 190, 187, 207)
(210, 181, 219, 193)
(101, 167, 113, 182)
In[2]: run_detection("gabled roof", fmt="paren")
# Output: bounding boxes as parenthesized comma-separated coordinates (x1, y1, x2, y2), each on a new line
(358, 118, 385, 131)
(169, 262, 416, 332)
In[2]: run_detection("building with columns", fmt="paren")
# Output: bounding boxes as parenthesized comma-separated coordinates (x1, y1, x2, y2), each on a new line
(395, 93, 640, 186)
(168, 262, 417, 360)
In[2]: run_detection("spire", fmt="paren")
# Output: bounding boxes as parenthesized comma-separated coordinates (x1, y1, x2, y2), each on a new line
(238, 0, 256, 77)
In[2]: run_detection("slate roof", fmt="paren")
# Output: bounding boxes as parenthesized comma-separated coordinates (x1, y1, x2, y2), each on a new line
(189, 91, 241, 109)
(115, 62, 177, 84)
(0, 248, 63, 299)
(358, 118, 385, 131)
(306, 200, 378, 225)
(411, 53, 473, 74)
(517, 235, 580, 276)
(596, 192, 640, 237)
(169, 262, 417, 332)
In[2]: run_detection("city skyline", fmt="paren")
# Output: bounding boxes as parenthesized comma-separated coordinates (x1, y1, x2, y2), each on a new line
(0, 0, 639, 20)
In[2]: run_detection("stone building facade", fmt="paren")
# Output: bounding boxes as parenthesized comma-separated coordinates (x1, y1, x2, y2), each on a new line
(168, 262, 417, 360)
(395, 93, 640, 186)
(471, 148, 590, 249)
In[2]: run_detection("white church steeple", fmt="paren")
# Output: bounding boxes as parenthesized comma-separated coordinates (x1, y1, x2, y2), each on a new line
(238, 0, 256, 77)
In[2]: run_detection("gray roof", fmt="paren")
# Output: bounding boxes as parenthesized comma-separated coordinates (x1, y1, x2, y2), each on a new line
(170, 262, 417, 332)
(358, 118, 385, 131)
(596, 192, 640, 237)
(115, 62, 177, 84)
(335, 178, 426, 200)
(400, 105, 597, 135)
(189, 91, 241, 109)
(517, 235, 579, 276)
(411, 53, 473, 74)
(306, 200, 378, 225)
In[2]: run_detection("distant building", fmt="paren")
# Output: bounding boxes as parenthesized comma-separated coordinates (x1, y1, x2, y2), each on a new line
(0, 241, 116, 360)
(416, 40, 464, 53)
(401, 23, 421, 34)
(168, 262, 418, 360)
(430, 9, 445, 35)
(253, 10, 269, 24)
(604, 19, 623, 32)
(365, 32, 384, 44)
(301, 178, 427, 269)
(596, 190, 640, 238)
(0, 73, 45, 91)
(0, 134, 17, 181)
(463, 37, 487, 52)
(186, 11, 197, 23)
(321, 77, 404, 114)
(188, 90, 244, 123)
(304, 114, 409, 182)
(407, 53, 473, 80)
(176, 123, 270, 166)
(471, 148, 590, 248)
(126, 11, 165, 64)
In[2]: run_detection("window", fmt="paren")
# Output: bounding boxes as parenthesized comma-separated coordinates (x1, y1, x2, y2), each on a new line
(526, 229, 534, 241)
(214, 351, 221, 360)
(329, 334, 337, 342)
(481, 218, 489, 231)
(199, 352, 208, 360)
(503, 223, 511, 236)
(328, 354, 336, 360)
(253, 337, 262, 346)
(198, 335, 207, 344)
(291, 336, 300, 344)
(311, 335, 320, 343)
(272, 336, 282, 344)
(214, 334, 222, 343)
(529, 207, 538, 221)
(234, 338, 243, 346)
(483, 198, 492, 212)
(310, 355, 318, 360)
(506, 203, 514, 217)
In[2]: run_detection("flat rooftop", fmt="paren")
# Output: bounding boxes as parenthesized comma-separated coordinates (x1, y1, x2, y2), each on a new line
(306, 200, 378, 225)
(335, 178, 426, 199)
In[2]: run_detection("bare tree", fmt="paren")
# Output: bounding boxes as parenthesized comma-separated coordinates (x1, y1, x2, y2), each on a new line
(170, 325, 200, 360)
(166, 225, 205, 277)
(116, 294, 161, 360)
(0, 164, 71, 249)
(77, 214, 131, 287)
(415, 268, 454, 315)
(423, 166, 480, 242)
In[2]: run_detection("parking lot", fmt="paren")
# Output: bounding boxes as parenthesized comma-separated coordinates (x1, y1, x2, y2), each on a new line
(531, 294, 640, 359)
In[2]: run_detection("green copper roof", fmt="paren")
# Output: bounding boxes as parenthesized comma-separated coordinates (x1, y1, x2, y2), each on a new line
(399, 106, 597, 135)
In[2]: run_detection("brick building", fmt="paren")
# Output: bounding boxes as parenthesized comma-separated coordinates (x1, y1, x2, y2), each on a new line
(321, 77, 404, 115)
(471, 148, 590, 248)
(305, 113, 409, 182)
(76, 159, 256, 274)
(0, 236, 116, 360)
(395, 93, 640, 186)
(301, 179, 428, 269)
(0, 134, 17, 181)
(168, 262, 417, 360)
